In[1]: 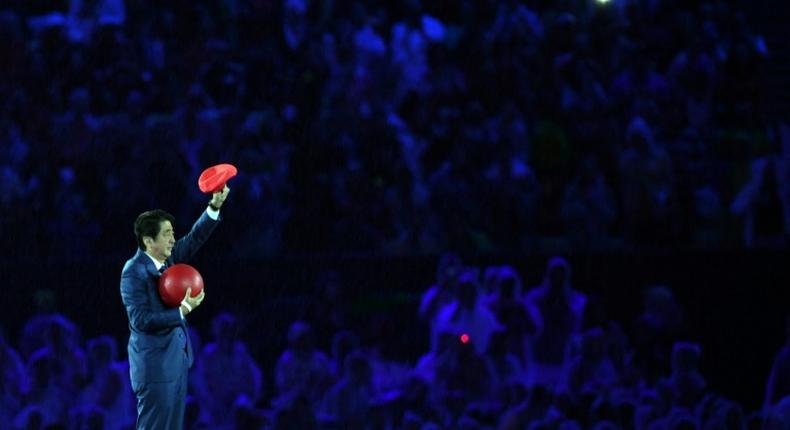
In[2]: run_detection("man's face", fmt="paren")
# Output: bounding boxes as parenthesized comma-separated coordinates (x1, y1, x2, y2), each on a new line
(145, 220, 174, 262)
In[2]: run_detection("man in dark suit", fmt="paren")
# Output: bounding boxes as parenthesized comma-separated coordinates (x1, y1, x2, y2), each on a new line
(120, 186, 229, 429)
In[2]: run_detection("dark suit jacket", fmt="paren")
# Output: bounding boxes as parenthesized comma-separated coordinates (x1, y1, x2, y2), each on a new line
(120, 211, 219, 390)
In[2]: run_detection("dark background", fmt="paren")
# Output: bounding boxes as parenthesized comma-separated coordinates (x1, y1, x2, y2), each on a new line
(3, 0, 790, 425)
(5, 249, 789, 410)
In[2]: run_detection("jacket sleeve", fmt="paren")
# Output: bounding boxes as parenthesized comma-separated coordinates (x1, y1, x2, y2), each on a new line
(170, 210, 220, 264)
(120, 271, 182, 332)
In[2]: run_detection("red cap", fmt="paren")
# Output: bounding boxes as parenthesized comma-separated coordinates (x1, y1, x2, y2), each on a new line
(198, 163, 238, 193)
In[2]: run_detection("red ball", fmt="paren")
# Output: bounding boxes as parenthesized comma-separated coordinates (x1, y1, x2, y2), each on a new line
(158, 264, 204, 307)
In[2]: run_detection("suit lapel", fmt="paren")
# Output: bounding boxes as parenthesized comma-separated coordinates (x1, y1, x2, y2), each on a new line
(134, 249, 161, 278)
(135, 250, 193, 364)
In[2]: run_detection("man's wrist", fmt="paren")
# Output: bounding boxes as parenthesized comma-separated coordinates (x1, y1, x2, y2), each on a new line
(208, 201, 221, 211)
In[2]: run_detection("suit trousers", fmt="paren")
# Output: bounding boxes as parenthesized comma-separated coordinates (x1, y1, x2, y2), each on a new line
(134, 351, 188, 430)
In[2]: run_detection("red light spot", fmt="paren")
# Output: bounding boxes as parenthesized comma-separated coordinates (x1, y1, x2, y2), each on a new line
(460, 334, 470, 344)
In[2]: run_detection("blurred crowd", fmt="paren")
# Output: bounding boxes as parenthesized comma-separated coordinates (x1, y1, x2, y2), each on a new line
(3, 1, 790, 429)
(1, 0, 788, 258)
(3, 254, 790, 429)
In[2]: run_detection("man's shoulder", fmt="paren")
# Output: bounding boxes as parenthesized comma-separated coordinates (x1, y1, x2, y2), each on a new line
(121, 252, 148, 277)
